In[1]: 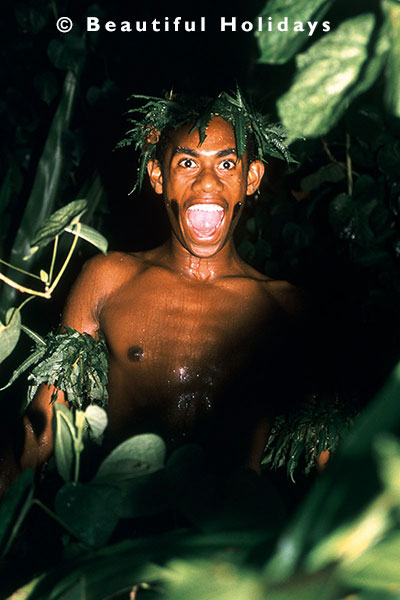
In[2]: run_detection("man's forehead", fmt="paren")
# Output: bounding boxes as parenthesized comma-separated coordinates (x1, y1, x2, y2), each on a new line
(168, 116, 237, 152)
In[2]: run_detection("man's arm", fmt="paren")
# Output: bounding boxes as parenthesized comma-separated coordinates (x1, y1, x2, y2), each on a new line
(0, 253, 115, 496)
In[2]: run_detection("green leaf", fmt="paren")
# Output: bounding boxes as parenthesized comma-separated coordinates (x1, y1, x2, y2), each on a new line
(34, 71, 59, 105)
(377, 141, 400, 179)
(0, 345, 46, 392)
(84, 405, 108, 442)
(64, 222, 108, 254)
(277, 15, 388, 139)
(28, 199, 87, 252)
(4, 577, 40, 599)
(39, 269, 48, 283)
(374, 434, 400, 503)
(256, 0, 334, 64)
(305, 492, 390, 571)
(55, 482, 122, 547)
(94, 433, 166, 482)
(53, 404, 75, 483)
(14, 3, 50, 33)
(341, 531, 400, 592)
(47, 35, 85, 71)
(158, 558, 263, 600)
(382, 0, 400, 118)
(21, 325, 46, 346)
(282, 222, 314, 250)
(0, 469, 34, 557)
(300, 163, 345, 192)
(0, 306, 21, 363)
(93, 434, 167, 518)
(328, 189, 378, 247)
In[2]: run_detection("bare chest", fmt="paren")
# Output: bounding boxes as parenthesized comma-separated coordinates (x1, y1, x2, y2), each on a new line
(97, 270, 288, 446)
(101, 278, 269, 373)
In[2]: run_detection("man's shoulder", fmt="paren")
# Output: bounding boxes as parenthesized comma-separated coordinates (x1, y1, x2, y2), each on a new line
(235, 261, 304, 317)
(262, 278, 305, 317)
(82, 250, 142, 277)
(77, 251, 145, 296)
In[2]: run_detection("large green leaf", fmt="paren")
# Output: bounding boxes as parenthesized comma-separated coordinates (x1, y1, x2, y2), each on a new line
(93, 433, 167, 518)
(341, 531, 400, 592)
(256, 0, 334, 65)
(54, 482, 122, 548)
(277, 14, 389, 139)
(0, 306, 21, 364)
(382, 0, 400, 118)
(52, 404, 75, 483)
(28, 199, 87, 255)
(0, 469, 34, 558)
(157, 558, 263, 600)
(94, 433, 166, 482)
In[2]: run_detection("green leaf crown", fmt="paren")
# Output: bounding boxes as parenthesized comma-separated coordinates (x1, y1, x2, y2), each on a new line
(115, 86, 293, 193)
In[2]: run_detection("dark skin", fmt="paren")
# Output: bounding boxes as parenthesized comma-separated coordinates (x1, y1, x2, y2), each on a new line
(0, 117, 305, 493)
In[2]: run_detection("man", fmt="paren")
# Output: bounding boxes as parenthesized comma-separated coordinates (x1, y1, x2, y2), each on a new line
(4, 89, 305, 486)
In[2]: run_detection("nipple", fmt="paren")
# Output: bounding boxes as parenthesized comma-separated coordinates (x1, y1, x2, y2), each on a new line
(127, 346, 144, 362)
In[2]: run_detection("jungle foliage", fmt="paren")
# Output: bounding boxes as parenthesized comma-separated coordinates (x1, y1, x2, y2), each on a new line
(1, 0, 400, 598)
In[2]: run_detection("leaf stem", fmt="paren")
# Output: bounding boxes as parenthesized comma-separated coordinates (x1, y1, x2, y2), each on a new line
(47, 223, 81, 295)
(0, 258, 42, 281)
(48, 235, 59, 286)
(32, 499, 90, 547)
(15, 295, 35, 314)
(346, 133, 353, 196)
(0, 272, 51, 298)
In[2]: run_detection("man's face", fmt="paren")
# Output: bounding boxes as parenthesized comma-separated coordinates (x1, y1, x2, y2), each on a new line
(148, 117, 264, 258)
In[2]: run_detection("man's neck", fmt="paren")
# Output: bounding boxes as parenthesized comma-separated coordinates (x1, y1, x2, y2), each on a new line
(162, 237, 243, 281)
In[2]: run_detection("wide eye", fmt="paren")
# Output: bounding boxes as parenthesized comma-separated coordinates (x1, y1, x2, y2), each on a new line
(178, 158, 197, 169)
(219, 159, 235, 170)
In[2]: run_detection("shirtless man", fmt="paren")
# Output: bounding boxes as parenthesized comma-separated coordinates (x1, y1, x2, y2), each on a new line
(2, 92, 304, 489)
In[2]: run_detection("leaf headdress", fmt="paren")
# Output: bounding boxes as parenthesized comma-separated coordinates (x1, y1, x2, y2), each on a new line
(115, 86, 293, 193)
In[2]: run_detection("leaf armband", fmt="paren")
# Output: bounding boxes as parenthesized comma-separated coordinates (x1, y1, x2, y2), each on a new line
(23, 327, 109, 411)
(262, 393, 358, 482)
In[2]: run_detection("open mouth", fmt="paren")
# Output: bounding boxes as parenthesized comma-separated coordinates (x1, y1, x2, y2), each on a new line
(186, 204, 224, 239)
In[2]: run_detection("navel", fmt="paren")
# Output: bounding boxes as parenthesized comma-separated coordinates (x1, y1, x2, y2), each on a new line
(127, 345, 144, 362)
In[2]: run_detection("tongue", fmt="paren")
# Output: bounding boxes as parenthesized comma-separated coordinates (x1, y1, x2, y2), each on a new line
(187, 209, 222, 236)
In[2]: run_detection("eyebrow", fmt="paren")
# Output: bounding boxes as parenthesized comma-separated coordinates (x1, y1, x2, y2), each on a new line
(172, 146, 238, 158)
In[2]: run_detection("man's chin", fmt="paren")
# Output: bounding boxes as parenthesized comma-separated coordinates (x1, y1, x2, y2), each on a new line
(184, 238, 226, 259)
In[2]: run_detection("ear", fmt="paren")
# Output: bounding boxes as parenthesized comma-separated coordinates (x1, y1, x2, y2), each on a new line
(246, 160, 265, 195)
(147, 159, 163, 195)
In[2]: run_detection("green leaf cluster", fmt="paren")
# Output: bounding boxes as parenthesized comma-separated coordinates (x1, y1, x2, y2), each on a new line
(263, 393, 357, 481)
(2, 327, 109, 412)
(26, 326, 109, 411)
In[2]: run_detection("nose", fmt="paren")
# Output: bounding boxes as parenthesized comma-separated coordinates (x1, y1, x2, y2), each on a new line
(191, 166, 223, 193)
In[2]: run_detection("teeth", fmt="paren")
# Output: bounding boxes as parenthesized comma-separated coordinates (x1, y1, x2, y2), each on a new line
(188, 204, 223, 212)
